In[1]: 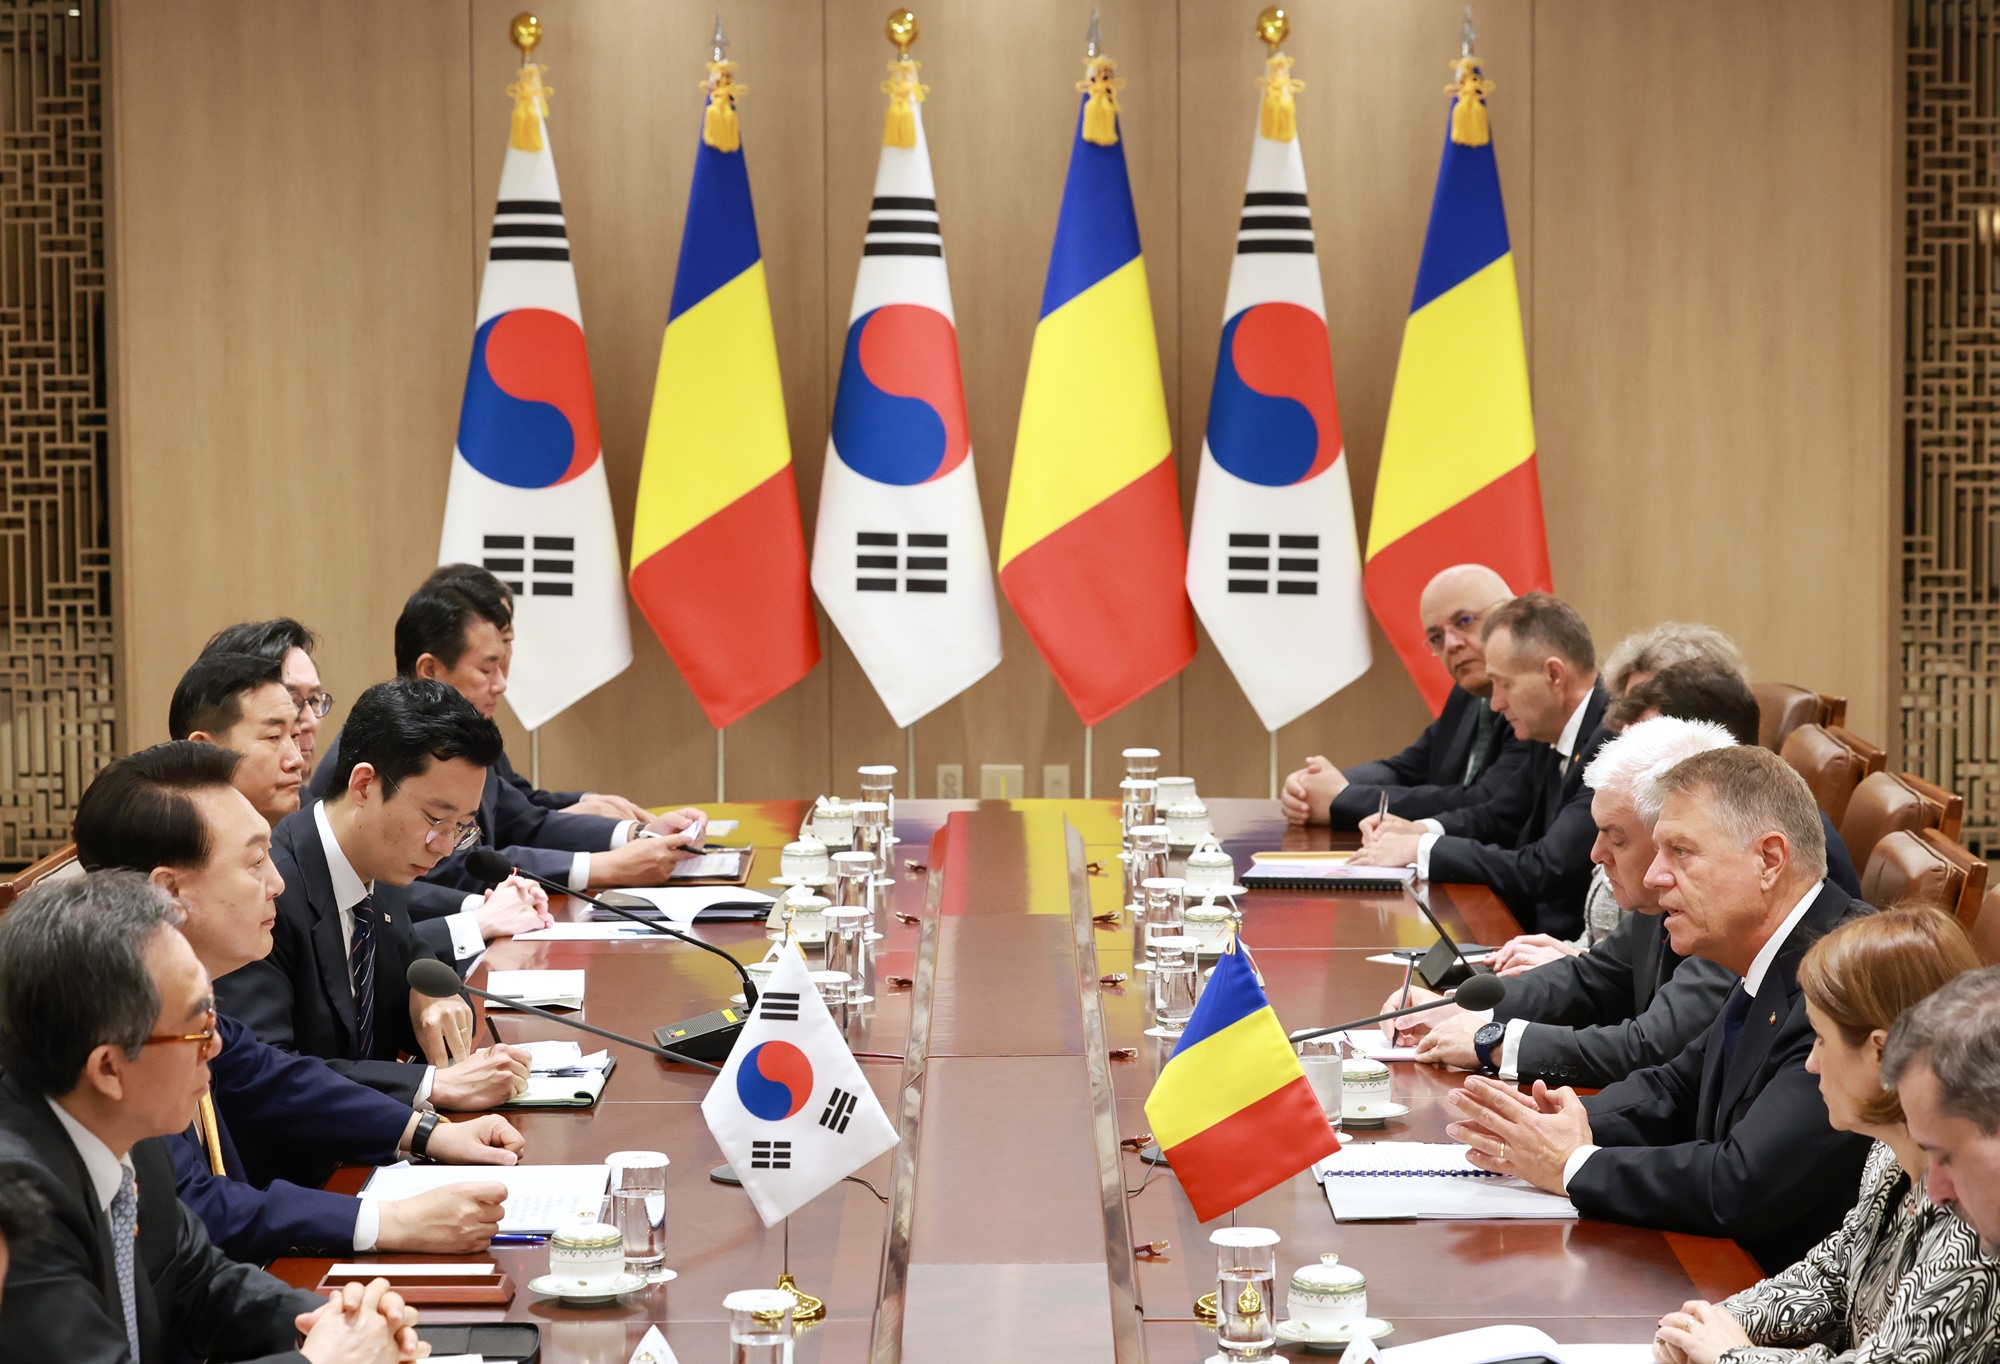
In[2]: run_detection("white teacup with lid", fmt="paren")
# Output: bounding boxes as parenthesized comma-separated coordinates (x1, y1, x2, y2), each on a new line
(548, 1220, 625, 1293)
(809, 797, 854, 848)
(780, 836, 830, 883)
(1182, 835, 1236, 890)
(1288, 1253, 1367, 1333)
(1340, 1057, 1392, 1120)
(1162, 799, 1211, 845)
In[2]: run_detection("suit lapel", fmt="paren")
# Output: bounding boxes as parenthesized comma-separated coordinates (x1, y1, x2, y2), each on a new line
(1713, 881, 1847, 1121)
(3, 1075, 129, 1335)
(285, 815, 360, 1047)
(1435, 689, 1477, 785)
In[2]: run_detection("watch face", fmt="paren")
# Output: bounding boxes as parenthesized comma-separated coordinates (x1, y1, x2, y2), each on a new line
(1475, 1022, 1506, 1047)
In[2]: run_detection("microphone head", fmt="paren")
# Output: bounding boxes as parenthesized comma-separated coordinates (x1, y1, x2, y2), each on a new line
(464, 848, 514, 888)
(407, 956, 465, 999)
(1451, 972, 1508, 1011)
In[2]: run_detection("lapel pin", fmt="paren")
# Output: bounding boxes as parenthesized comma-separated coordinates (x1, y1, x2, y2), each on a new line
(1767, 1012, 1777, 1025)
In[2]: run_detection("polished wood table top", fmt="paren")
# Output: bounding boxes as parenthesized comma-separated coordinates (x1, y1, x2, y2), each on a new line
(268, 798, 1759, 1362)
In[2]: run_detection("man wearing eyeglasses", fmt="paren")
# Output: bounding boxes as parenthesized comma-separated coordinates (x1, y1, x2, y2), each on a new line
(0, 873, 424, 1364)
(213, 678, 531, 1112)
(1283, 563, 1530, 829)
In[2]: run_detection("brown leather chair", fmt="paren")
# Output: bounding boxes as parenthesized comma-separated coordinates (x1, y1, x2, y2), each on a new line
(1970, 887, 2000, 966)
(1838, 771, 1955, 875)
(1754, 682, 1828, 752)
(1781, 724, 1887, 826)
(1818, 694, 1848, 731)
(1861, 828, 1988, 930)
(0, 841, 81, 916)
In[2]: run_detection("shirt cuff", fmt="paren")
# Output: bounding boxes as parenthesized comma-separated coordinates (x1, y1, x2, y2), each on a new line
(414, 1066, 436, 1108)
(1498, 1017, 1530, 1081)
(1417, 831, 1441, 880)
(1418, 818, 1444, 835)
(1561, 1144, 1598, 1191)
(352, 1199, 380, 1252)
(445, 910, 484, 960)
(568, 852, 592, 892)
(610, 820, 635, 848)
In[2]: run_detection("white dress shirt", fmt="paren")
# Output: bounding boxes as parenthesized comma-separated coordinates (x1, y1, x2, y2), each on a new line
(1415, 690, 1596, 880)
(45, 1098, 131, 1214)
(1559, 880, 1825, 1190)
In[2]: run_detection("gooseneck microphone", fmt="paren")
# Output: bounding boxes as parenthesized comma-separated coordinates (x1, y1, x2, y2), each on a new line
(406, 957, 721, 1075)
(1286, 971, 1509, 1045)
(465, 848, 756, 1063)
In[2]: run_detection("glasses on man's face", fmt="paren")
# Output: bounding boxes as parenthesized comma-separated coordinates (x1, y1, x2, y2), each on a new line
(383, 777, 482, 853)
(144, 1004, 220, 1060)
(293, 689, 333, 719)
(1424, 610, 1489, 654)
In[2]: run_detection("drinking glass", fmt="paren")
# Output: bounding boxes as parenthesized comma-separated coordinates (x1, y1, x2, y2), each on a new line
(850, 801, 889, 861)
(864, 873, 894, 941)
(1138, 876, 1185, 970)
(824, 907, 871, 1005)
(724, 1288, 794, 1364)
(810, 970, 852, 1030)
(831, 851, 878, 910)
(1211, 1227, 1280, 1361)
(1122, 746, 1161, 781)
(603, 1150, 670, 1282)
(857, 764, 897, 828)
(1149, 936, 1198, 1037)
(1119, 778, 1159, 843)
(1298, 1037, 1344, 1139)
(1124, 825, 1169, 903)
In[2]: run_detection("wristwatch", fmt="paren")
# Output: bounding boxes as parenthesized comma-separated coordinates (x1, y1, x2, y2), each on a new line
(409, 1110, 447, 1161)
(1472, 1021, 1506, 1076)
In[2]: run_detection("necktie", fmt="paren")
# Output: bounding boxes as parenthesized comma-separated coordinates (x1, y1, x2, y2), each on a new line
(1719, 984, 1753, 1065)
(110, 1165, 141, 1363)
(350, 895, 377, 1058)
(1462, 702, 1498, 786)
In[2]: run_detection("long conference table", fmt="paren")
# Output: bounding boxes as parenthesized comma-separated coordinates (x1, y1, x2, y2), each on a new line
(271, 798, 1760, 1361)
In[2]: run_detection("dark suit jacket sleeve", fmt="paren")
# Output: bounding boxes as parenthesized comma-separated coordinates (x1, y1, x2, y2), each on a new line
(1568, 1013, 1868, 1247)
(211, 1018, 410, 1160)
(503, 762, 583, 810)
(411, 840, 584, 910)
(1425, 784, 1597, 934)
(1429, 748, 1541, 843)
(1342, 731, 1535, 824)
(1511, 954, 1737, 1088)
(1338, 720, 1442, 791)
(214, 957, 424, 1105)
(168, 1129, 360, 1261)
(1494, 910, 1647, 1028)
(157, 1196, 319, 1363)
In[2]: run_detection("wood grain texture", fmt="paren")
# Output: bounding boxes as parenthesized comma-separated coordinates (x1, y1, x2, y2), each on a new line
(109, 2, 1898, 808)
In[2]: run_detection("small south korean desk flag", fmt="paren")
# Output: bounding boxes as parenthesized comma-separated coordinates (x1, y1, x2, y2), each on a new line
(701, 944, 899, 1226)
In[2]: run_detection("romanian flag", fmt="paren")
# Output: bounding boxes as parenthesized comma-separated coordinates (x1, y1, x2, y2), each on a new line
(997, 53, 1195, 727)
(1143, 943, 1338, 1222)
(1362, 54, 1550, 714)
(629, 56, 820, 729)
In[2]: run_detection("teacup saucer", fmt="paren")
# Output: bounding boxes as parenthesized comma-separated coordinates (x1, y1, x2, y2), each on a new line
(1339, 1102, 1411, 1128)
(1276, 1317, 1394, 1352)
(769, 874, 833, 889)
(526, 1271, 648, 1305)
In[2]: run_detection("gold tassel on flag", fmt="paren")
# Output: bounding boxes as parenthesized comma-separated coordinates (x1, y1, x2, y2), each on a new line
(1257, 55, 1302, 142)
(506, 12, 549, 152)
(881, 8, 926, 149)
(1078, 56, 1122, 146)
(703, 59, 746, 152)
(1446, 56, 1493, 147)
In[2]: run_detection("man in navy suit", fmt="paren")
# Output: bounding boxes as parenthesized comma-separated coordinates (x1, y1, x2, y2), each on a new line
(309, 568, 706, 925)
(0, 874, 423, 1363)
(74, 742, 521, 1261)
(1443, 745, 1873, 1273)
(215, 679, 531, 1112)
(1283, 563, 1527, 828)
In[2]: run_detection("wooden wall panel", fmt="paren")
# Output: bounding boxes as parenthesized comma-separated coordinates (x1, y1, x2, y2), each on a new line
(109, 1, 1899, 813)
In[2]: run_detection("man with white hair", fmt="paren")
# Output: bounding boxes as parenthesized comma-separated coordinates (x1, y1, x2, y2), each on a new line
(1601, 621, 1747, 699)
(1283, 563, 1528, 827)
(1381, 717, 1738, 1088)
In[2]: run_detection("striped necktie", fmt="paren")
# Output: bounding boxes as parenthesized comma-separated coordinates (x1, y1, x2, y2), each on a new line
(350, 894, 378, 1057)
(110, 1165, 141, 1363)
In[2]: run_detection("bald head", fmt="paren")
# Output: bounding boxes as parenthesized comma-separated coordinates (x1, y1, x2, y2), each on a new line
(1417, 564, 1514, 697)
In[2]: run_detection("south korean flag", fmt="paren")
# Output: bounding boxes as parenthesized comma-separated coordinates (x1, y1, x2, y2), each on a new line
(701, 944, 899, 1226)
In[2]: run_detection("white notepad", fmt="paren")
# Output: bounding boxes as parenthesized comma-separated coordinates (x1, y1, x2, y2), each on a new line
(484, 969, 585, 1010)
(1315, 1143, 1578, 1221)
(358, 1163, 610, 1234)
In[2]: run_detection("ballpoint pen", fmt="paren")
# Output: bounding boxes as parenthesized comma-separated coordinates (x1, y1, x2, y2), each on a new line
(488, 1234, 549, 1246)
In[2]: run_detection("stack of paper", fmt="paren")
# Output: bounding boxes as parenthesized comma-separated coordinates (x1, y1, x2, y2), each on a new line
(1359, 1325, 1651, 1364)
(359, 1164, 612, 1234)
(504, 1041, 615, 1109)
(1242, 853, 1418, 890)
(586, 885, 775, 926)
(1332, 1028, 1418, 1063)
(1314, 1143, 1578, 1221)
(484, 970, 585, 1010)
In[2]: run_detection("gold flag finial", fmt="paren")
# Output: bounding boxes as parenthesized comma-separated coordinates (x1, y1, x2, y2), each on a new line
(1255, 6, 1288, 53)
(510, 11, 542, 61)
(881, 9, 926, 149)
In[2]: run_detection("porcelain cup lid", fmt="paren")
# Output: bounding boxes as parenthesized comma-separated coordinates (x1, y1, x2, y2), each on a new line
(1290, 1253, 1364, 1291)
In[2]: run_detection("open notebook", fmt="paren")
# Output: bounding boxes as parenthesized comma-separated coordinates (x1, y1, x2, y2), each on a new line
(1243, 851, 1417, 892)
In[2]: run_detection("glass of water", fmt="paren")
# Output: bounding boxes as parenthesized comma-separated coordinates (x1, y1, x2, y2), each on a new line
(1119, 778, 1159, 842)
(724, 1288, 794, 1364)
(1123, 824, 1169, 903)
(850, 801, 889, 861)
(1298, 1037, 1344, 1139)
(1149, 936, 1198, 1038)
(603, 1150, 670, 1282)
(824, 907, 871, 1005)
(1211, 1226, 1280, 1361)
(1138, 876, 1185, 970)
(857, 764, 897, 828)
(810, 969, 852, 1030)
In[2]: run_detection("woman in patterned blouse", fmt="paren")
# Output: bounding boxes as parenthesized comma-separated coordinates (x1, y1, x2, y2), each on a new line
(1654, 904, 1999, 1364)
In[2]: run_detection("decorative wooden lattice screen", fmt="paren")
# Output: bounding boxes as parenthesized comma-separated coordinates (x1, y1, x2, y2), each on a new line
(0, 0, 111, 867)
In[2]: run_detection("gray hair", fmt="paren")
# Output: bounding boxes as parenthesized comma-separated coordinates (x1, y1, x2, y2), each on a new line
(1652, 745, 1828, 881)
(0, 871, 184, 1097)
(1882, 965, 2000, 1133)
(1603, 622, 1748, 699)
(1586, 716, 1739, 828)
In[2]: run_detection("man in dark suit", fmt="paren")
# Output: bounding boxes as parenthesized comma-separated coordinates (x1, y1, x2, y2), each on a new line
(1444, 745, 1874, 1273)
(1354, 593, 1611, 939)
(1283, 563, 1528, 827)
(0, 874, 421, 1363)
(1385, 716, 1740, 1087)
(215, 679, 530, 1111)
(74, 742, 518, 1261)
(309, 568, 703, 922)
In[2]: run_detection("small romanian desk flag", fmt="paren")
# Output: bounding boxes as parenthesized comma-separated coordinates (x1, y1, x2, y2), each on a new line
(1362, 50, 1550, 713)
(1143, 942, 1339, 1222)
(997, 40, 1195, 727)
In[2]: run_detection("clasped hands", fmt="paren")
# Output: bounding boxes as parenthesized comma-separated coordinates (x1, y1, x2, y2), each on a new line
(1444, 1074, 1592, 1196)
(1651, 1300, 1753, 1364)
(295, 1277, 426, 1364)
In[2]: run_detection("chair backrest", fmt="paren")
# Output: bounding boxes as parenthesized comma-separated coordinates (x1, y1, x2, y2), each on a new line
(1861, 828, 1988, 930)
(1840, 771, 1949, 875)
(1895, 770, 1965, 842)
(0, 842, 81, 917)
(1754, 682, 1830, 752)
(1971, 887, 2000, 966)
(1781, 723, 1887, 826)
(1818, 693, 1848, 731)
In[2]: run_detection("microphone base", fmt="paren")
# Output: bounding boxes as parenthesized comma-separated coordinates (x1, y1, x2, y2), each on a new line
(1138, 1142, 1169, 1167)
(652, 1008, 746, 1064)
(710, 1163, 741, 1186)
